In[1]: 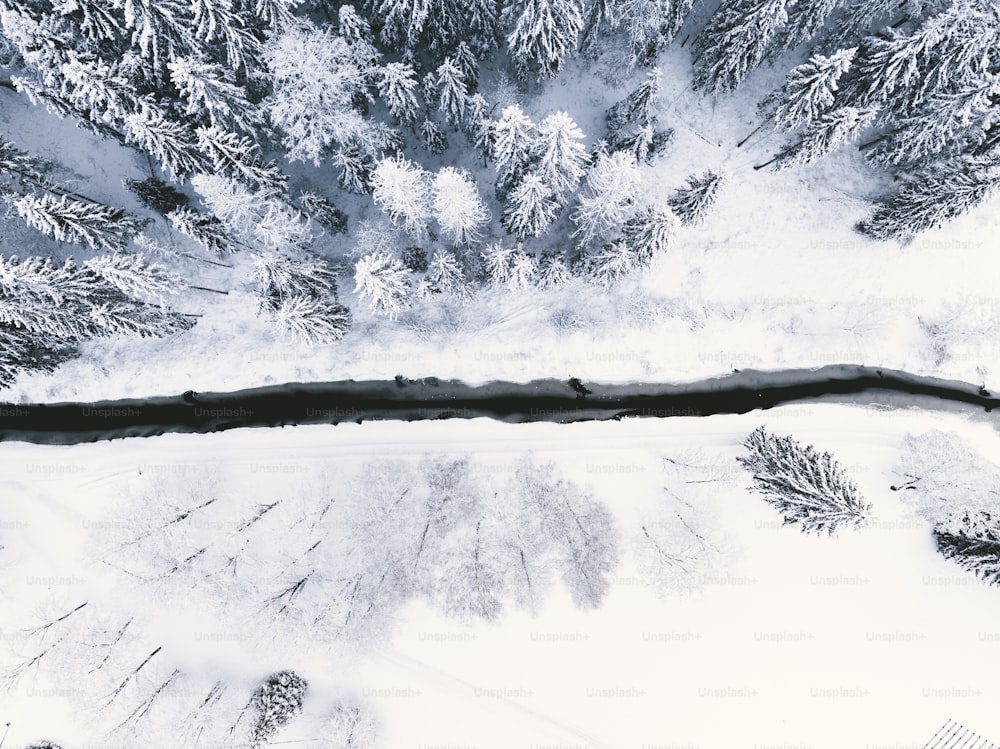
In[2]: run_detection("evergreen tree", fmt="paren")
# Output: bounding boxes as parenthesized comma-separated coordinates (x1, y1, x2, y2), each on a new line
(534, 111, 588, 200)
(420, 117, 449, 155)
(933, 511, 1000, 587)
(11, 193, 147, 251)
(737, 426, 871, 536)
(251, 250, 339, 307)
(120, 0, 199, 72)
(167, 206, 237, 253)
(436, 57, 467, 127)
(767, 47, 857, 131)
(621, 203, 677, 264)
(167, 56, 259, 132)
(580, 0, 619, 57)
(504, 0, 584, 80)
(353, 251, 412, 317)
(374, 0, 429, 50)
(692, 0, 792, 95)
(420, 249, 472, 297)
(501, 172, 560, 239)
(777, 0, 847, 54)
(123, 101, 206, 180)
(297, 191, 349, 234)
(454, 41, 480, 89)
(124, 177, 189, 215)
(431, 167, 489, 245)
(189, 0, 262, 72)
(333, 146, 374, 194)
(856, 156, 999, 242)
(667, 170, 724, 226)
(467, 0, 503, 54)
(83, 252, 185, 303)
(769, 105, 877, 169)
(492, 104, 538, 196)
(378, 62, 421, 124)
(587, 238, 636, 284)
(338, 3, 373, 45)
(480, 243, 537, 288)
(246, 671, 308, 748)
(571, 149, 642, 245)
(618, 0, 693, 66)
(196, 126, 288, 190)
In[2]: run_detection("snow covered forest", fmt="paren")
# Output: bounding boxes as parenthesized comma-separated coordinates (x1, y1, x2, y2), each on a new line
(0, 0, 997, 391)
(2, 0, 1000, 746)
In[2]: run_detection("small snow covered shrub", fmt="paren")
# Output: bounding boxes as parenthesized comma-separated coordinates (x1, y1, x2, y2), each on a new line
(667, 171, 724, 227)
(247, 671, 308, 748)
(737, 426, 870, 535)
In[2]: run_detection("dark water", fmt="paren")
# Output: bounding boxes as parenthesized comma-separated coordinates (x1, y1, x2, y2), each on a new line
(0, 365, 996, 445)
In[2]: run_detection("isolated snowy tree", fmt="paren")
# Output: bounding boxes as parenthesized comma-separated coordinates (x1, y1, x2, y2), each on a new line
(123, 102, 206, 180)
(737, 426, 871, 535)
(431, 167, 489, 245)
(378, 62, 421, 124)
(618, 0, 693, 66)
(492, 104, 538, 196)
(297, 191, 348, 234)
(622, 203, 677, 264)
(503, 0, 584, 79)
(354, 251, 411, 316)
(264, 21, 373, 165)
(606, 68, 661, 144)
(371, 155, 433, 239)
(502, 172, 561, 239)
(11, 193, 146, 251)
(571, 149, 642, 244)
(857, 157, 1000, 241)
(436, 58, 467, 127)
(534, 111, 588, 200)
(667, 170, 724, 226)
(767, 47, 857, 131)
(245, 671, 308, 748)
(934, 511, 1000, 587)
(692, 0, 792, 95)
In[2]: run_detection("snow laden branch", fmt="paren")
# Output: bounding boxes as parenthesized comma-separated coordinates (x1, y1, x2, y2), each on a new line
(737, 426, 871, 535)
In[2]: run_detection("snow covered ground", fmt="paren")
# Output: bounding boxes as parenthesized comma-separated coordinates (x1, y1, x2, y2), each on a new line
(2, 404, 999, 748)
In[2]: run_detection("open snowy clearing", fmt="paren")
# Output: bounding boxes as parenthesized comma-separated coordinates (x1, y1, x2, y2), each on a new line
(2, 404, 999, 748)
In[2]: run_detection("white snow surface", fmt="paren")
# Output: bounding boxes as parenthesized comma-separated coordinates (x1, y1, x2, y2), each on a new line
(2, 405, 1000, 748)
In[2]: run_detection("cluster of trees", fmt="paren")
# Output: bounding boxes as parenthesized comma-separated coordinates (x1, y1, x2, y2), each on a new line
(697, 0, 1000, 240)
(101, 455, 620, 642)
(893, 429, 1000, 586)
(1, 596, 376, 747)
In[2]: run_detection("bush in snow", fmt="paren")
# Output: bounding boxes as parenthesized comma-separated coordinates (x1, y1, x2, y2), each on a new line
(316, 698, 378, 749)
(401, 246, 428, 272)
(246, 671, 308, 748)
(737, 426, 871, 536)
